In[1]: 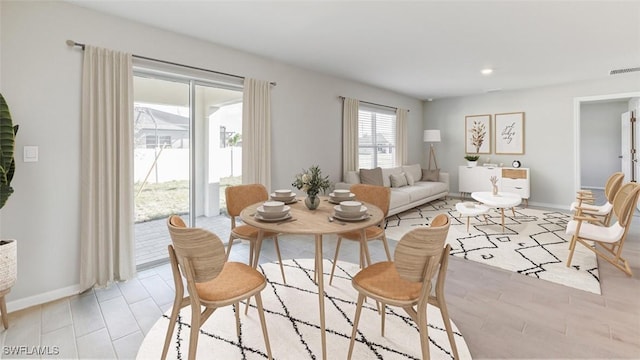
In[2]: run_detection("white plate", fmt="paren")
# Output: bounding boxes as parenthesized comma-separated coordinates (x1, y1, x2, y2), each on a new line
(270, 193, 297, 202)
(328, 193, 356, 204)
(333, 205, 367, 218)
(255, 212, 292, 222)
(333, 212, 370, 222)
(256, 205, 291, 219)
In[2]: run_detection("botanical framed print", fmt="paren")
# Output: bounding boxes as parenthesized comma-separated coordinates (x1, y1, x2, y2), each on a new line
(465, 114, 491, 154)
(495, 112, 525, 154)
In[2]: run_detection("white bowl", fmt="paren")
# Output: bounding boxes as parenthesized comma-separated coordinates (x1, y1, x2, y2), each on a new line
(262, 201, 285, 213)
(340, 201, 362, 213)
(334, 205, 367, 218)
(275, 189, 293, 198)
(332, 189, 351, 198)
(257, 205, 290, 219)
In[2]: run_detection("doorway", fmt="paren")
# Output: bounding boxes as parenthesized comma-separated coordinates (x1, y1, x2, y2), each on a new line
(133, 72, 243, 268)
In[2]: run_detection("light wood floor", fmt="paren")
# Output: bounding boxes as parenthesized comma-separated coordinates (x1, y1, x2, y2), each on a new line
(1, 205, 639, 359)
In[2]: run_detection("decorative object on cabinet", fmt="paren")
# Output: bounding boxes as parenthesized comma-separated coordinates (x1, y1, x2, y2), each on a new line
(512, 160, 521, 168)
(490, 176, 499, 195)
(423, 129, 441, 170)
(464, 154, 479, 167)
(495, 112, 525, 154)
(464, 114, 491, 154)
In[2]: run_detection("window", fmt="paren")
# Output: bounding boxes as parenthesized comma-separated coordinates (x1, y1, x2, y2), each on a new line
(358, 106, 396, 168)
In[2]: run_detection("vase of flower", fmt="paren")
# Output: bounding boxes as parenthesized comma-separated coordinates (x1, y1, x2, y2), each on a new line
(304, 195, 320, 210)
(292, 165, 331, 210)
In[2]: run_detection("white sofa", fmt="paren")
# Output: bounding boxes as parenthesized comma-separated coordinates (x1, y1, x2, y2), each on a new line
(335, 164, 449, 216)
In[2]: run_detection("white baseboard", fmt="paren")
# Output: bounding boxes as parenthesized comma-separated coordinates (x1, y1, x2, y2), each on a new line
(6, 284, 82, 313)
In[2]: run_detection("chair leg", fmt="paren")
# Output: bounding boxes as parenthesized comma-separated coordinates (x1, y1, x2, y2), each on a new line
(416, 303, 430, 360)
(234, 302, 240, 337)
(380, 302, 386, 337)
(437, 300, 459, 359)
(225, 236, 235, 262)
(161, 301, 181, 360)
(273, 236, 287, 284)
(188, 306, 201, 360)
(381, 234, 391, 261)
(347, 294, 366, 360)
(255, 293, 273, 360)
(329, 237, 343, 286)
(566, 234, 578, 267)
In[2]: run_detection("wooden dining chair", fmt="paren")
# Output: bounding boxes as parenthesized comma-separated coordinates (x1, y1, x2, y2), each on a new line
(346, 214, 459, 360)
(567, 182, 640, 276)
(329, 184, 391, 285)
(225, 183, 286, 283)
(570, 172, 624, 226)
(162, 215, 272, 360)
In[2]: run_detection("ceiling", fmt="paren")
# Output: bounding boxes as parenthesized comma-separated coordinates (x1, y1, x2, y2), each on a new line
(68, 1, 640, 100)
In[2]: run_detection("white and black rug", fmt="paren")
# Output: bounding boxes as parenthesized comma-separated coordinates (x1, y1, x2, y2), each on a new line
(384, 199, 600, 294)
(137, 259, 472, 359)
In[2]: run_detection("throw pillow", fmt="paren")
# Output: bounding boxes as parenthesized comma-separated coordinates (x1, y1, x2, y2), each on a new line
(422, 168, 440, 182)
(390, 172, 408, 188)
(405, 172, 415, 186)
(360, 167, 383, 186)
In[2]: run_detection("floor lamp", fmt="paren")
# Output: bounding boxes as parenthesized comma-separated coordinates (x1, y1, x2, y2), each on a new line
(423, 130, 441, 169)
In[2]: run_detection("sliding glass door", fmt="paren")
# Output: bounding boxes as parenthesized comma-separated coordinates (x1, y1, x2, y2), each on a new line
(133, 72, 243, 268)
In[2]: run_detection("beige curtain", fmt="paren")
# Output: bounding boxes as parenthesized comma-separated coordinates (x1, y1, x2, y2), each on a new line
(342, 98, 359, 179)
(242, 78, 272, 190)
(395, 107, 409, 166)
(80, 45, 135, 290)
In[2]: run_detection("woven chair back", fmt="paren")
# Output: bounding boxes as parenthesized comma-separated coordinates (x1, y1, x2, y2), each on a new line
(225, 184, 269, 217)
(394, 213, 450, 283)
(604, 172, 625, 203)
(612, 183, 640, 228)
(167, 215, 226, 283)
(350, 184, 391, 217)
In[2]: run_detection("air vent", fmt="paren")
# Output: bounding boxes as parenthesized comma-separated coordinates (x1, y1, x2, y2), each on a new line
(610, 67, 640, 75)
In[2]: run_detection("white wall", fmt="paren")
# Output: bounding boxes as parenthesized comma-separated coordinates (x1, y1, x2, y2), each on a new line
(424, 75, 640, 209)
(0, 1, 423, 307)
(580, 101, 628, 187)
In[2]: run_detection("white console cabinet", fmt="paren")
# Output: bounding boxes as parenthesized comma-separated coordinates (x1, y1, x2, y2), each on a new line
(458, 166, 530, 205)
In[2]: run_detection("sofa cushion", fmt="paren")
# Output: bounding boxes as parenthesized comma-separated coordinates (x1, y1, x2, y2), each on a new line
(405, 172, 415, 186)
(421, 168, 440, 182)
(389, 188, 411, 209)
(414, 180, 448, 196)
(345, 171, 361, 184)
(382, 167, 404, 187)
(402, 164, 422, 182)
(360, 167, 383, 186)
(390, 172, 408, 188)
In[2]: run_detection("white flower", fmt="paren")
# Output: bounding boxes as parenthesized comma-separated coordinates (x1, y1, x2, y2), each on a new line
(302, 173, 310, 183)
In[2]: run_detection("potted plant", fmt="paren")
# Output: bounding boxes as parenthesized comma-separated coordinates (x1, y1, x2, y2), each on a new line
(0, 93, 19, 306)
(464, 155, 480, 167)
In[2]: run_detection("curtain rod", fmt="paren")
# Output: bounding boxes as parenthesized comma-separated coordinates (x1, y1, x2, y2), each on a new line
(339, 96, 408, 112)
(66, 40, 276, 86)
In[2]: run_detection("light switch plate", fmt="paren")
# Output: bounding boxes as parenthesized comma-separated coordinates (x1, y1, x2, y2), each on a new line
(24, 146, 38, 162)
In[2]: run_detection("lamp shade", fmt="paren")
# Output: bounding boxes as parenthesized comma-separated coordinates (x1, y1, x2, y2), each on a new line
(423, 129, 441, 142)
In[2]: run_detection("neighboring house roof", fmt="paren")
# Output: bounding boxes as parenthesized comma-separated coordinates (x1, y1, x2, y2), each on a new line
(134, 107, 188, 132)
(359, 133, 392, 146)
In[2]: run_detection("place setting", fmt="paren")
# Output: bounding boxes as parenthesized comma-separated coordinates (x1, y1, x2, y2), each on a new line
(327, 189, 356, 204)
(270, 189, 298, 204)
(254, 200, 294, 223)
(332, 200, 370, 222)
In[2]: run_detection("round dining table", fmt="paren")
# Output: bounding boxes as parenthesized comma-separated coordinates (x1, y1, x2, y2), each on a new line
(240, 195, 384, 360)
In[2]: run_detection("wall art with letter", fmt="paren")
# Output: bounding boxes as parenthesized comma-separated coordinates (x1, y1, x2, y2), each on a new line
(495, 112, 525, 154)
(465, 114, 491, 154)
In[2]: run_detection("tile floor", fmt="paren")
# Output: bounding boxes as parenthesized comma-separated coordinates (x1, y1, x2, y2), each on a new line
(2, 199, 639, 359)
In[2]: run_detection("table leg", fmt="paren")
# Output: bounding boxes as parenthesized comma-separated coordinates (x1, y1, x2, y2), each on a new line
(500, 208, 506, 232)
(1, 293, 8, 329)
(466, 217, 470, 232)
(251, 230, 265, 268)
(315, 234, 327, 360)
(361, 229, 372, 267)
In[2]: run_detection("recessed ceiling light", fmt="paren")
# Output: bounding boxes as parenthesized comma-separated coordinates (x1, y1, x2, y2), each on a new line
(481, 68, 493, 75)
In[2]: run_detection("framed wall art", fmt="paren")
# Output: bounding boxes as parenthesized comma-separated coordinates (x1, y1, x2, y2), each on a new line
(495, 112, 525, 154)
(465, 114, 491, 154)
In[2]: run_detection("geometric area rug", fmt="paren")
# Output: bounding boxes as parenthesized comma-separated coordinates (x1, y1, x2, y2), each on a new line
(136, 259, 473, 359)
(385, 199, 601, 294)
